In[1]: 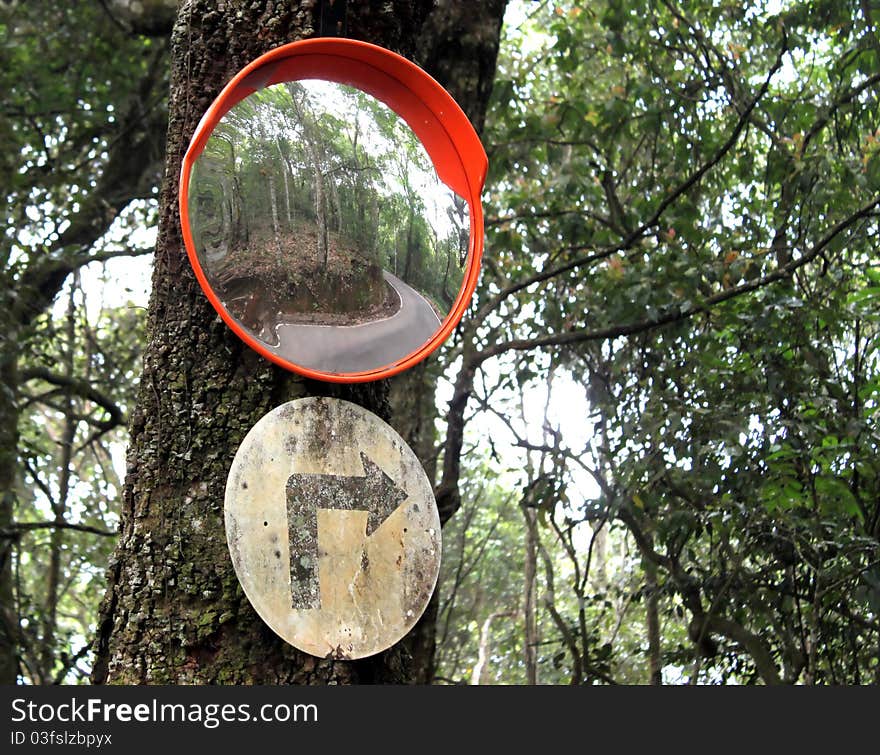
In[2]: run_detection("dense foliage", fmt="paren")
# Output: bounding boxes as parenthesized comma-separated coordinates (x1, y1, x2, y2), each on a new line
(433, 0, 880, 684)
(3, 0, 879, 684)
(0, 0, 167, 683)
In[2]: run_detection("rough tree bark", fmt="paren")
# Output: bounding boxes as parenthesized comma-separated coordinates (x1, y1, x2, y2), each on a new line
(93, 0, 507, 685)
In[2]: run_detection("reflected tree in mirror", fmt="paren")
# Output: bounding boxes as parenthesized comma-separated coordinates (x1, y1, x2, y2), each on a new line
(188, 80, 470, 373)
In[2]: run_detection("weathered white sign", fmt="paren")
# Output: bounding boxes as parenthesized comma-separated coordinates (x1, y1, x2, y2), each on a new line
(224, 397, 440, 659)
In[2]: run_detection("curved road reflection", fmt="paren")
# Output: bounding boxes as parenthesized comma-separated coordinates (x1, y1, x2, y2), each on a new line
(267, 271, 442, 373)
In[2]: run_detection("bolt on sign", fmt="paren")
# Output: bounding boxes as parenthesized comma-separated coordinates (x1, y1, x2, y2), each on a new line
(180, 38, 486, 659)
(225, 398, 440, 659)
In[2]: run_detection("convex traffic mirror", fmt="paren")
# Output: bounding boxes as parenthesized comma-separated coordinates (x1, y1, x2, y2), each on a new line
(180, 38, 487, 382)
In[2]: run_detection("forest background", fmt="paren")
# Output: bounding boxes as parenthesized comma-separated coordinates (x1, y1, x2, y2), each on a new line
(2, 0, 879, 685)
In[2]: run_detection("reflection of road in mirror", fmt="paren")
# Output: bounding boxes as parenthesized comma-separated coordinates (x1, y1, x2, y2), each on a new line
(267, 270, 440, 373)
(188, 78, 470, 373)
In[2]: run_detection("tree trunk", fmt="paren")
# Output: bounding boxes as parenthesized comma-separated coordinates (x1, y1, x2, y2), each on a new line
(592, 526, 608, 589)
(403, 208, 415, 283)
(645, 560, 662, 685)
(0, 335, 21, 684)
(41, 284, 78, 683)
(289, 86, 329, 265)
(471, 611, 512, 685)
(277, 138, 293, 229)
(269, 173, 280, 244)
(225, 138, 246, 249)
(327, 167, 342, 235)
(92, 0, 507, 686)
(442, 239, 453, 304)
(523, 506, 538, 685)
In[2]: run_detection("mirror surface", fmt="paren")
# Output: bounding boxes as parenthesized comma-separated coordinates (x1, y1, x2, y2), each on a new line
(187, 79, 470, 374)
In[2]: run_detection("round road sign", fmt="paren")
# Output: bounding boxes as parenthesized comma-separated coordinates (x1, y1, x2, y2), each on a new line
(224, 397, 441, 659)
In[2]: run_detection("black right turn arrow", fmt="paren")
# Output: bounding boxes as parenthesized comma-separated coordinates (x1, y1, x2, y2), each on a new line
(285, 452, 407, 609)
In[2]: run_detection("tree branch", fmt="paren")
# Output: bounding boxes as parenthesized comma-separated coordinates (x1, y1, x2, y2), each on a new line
(97, 0, 176, 37)
(704, 615, 782, 685)
(20, 367, 126, 432)
(1, 521, 116, 538)
(619, 504, 782, 684)
(802, 71, 880, 153)
(12, 52, 167, 329)
(474, 44, 784, 326)
(52, 642, 94, 685)
(477, 195, 880, 361)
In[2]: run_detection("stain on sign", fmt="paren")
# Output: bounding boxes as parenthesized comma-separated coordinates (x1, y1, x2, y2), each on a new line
(224, 397, 441, 660)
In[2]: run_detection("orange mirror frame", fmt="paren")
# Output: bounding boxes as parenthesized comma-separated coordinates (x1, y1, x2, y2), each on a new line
(179, 38, 487, 383)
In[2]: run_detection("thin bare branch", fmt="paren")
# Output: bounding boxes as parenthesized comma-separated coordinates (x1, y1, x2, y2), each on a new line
(2, 521, 116, 538)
